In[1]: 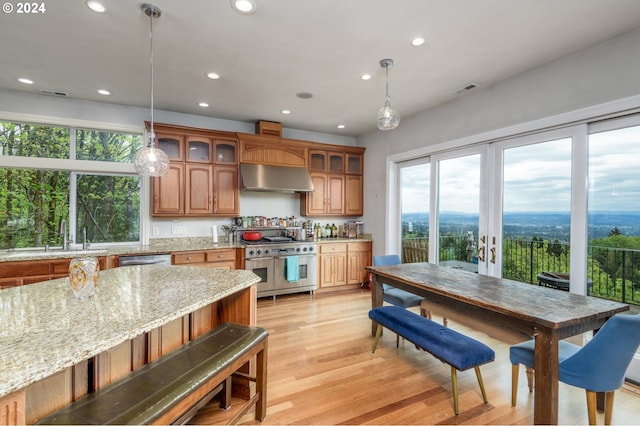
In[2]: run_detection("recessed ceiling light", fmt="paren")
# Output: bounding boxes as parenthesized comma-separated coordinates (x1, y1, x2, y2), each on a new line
(230, 0, 257, 15)
(361, 74, 372, 81)
(411, 36, 426, 47)
(97, 89, 111, 95)
(206, 72, 220, 80)
(18, 77, 34, 85)
(337, 124, 346, 129)
(280, 109, 291, 115)
(198, 102, 210, 108)
(86, 1, 106, 13)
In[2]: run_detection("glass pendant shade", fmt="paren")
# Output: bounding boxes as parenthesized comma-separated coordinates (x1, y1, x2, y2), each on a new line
(377, 100, 400, 130)
(377, 58, 400, 131)
(134, 133, 170, 177)
(134, 4, 169, 177)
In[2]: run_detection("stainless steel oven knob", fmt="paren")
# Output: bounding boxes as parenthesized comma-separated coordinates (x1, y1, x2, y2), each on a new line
(302, 247, 307, 252)
(296, 247, 301, 252)
(256, 249, 262, 255)
(308, 246, 314, 252)
(264, 249, 270, 255)
(249, 250, 255, 256)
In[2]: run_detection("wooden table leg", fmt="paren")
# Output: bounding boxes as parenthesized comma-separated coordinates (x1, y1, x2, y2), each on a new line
(534, 328, 560, 425)
(370, 273, 383, 336)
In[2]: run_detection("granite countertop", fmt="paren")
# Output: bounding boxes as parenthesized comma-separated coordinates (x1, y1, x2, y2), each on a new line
(0, 265, 260, 398)
(0, 236, 373, 263)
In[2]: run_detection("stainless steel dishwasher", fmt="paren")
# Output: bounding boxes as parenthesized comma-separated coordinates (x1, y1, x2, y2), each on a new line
(118, 253, 172, 266)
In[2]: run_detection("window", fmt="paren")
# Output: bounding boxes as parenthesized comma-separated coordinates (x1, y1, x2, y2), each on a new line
(0, 120, 143, 249)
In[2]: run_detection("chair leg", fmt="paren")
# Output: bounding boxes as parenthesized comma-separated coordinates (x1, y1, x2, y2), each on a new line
(586, 390, 597, 426)
(511, 364, 519, 406)
(604, 391, 614, 425)
(443, 317, 449, 327)
(525, 366, 534, 392)
(420, 306, 432, 320)
(451, 367, 459, 415)
(372, 324, 383, 353)
(474, 366, 488, 403)
(396, 333, 400, 347)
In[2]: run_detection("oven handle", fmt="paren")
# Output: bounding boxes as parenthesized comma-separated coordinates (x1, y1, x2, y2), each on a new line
(275, 255, 316, 260)
(245, 257, 274, 262)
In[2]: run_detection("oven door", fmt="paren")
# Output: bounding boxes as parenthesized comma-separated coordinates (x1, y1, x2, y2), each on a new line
(274, 254, 317, 290)
(245, 257, 275, 295)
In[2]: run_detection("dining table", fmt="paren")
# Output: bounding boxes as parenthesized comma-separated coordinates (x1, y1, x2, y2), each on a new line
(367, 262, 629, 425)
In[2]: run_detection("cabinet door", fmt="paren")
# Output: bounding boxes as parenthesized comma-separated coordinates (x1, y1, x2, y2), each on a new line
(344, 174, 363, 216)
(327, 174, 344, 215)
(152, 163, 184, 215)
(319, 254, 336, 287)
(213, 165, 239, 215)
(328, 152, 344, 173)
(157, 133, 185, 161)
(185, 164, 213, 215)
(214, 140, 238, 164)
(308, 150, 326, 172)
(304, 173, 328, 215)
(186, 136, 212, 163)
(334, 252, 348, 286)
(346, 153, 363, 175)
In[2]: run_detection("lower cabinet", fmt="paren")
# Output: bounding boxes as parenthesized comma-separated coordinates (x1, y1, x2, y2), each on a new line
(172, 248, 238, 269)
(318, 241, 371, 290)
(0, 256, 115, 289)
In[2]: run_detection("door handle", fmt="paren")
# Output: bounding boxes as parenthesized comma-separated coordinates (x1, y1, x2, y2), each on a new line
(490, 247, 496, 264)
(478, 246, 485, 262)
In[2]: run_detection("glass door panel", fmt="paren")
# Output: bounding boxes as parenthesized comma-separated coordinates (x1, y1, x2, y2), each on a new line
(435, 152, 482, 273)
(399, 160, 430, 263)
(588, 117, 640, 383)
(497, 137, 572, 282)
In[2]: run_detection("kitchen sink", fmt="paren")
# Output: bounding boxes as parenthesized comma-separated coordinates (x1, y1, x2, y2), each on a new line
(0, 249, 108, 259)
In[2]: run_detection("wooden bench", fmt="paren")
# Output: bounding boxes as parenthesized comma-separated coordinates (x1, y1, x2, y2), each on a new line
(369, 306, 494, 415)
(37, 322, 268, 425)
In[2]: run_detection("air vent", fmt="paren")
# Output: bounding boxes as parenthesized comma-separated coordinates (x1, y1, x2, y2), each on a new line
(39, 89, 70, 97)
(456, 83, 479, 94)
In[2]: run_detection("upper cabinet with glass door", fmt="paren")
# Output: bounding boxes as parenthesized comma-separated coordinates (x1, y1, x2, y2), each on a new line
(309, 149, 344, 173)
(186, 135, 212, 163)
(213, 139, 237, 165)
(157, 133, 185, 161)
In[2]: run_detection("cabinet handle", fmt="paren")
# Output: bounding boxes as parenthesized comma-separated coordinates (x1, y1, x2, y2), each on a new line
(187, 256, 192, 260)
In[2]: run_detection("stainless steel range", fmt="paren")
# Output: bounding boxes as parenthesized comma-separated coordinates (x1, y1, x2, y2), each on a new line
(243, 237, 317, 299)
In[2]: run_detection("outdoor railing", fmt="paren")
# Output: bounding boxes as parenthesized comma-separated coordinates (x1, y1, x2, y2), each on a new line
(401, 236, 640, 305)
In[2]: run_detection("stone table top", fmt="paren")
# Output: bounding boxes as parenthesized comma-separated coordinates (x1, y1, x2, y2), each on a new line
(0, 265, 260, 398)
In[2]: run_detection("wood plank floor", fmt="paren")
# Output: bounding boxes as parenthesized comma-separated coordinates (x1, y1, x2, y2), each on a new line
(190, 288, 640, 425)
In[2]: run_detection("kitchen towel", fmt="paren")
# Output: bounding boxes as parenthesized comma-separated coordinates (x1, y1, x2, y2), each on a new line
(285, 256, 300, 282)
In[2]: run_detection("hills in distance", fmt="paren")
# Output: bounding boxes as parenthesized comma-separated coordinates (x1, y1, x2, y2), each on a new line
(402, 211, 640, 240)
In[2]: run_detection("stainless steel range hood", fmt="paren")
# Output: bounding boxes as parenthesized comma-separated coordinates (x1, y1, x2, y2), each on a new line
(240, 163, 314, 193)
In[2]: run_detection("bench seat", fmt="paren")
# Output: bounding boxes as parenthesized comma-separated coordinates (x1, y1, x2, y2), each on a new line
(369, 305, 495, 414)
(37, 322, 268, 425)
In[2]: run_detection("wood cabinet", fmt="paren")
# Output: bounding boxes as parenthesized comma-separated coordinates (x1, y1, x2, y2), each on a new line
(238, 133, 308, 167)
(318, 241, 371, 290)
(172, 248, 238, 270)
(346, 241, 372, 285)
(301, 149, 364, 217)
(151, 123, 239, 217)
(0, 256, 116, 288)
(319, 243, 347, 288)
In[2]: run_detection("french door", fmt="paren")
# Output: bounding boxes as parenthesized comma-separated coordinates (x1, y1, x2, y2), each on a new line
(429, 146, 489, 275)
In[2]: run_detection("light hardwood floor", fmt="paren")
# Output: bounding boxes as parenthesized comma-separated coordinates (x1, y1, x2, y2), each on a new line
(190, 289, 640, 425)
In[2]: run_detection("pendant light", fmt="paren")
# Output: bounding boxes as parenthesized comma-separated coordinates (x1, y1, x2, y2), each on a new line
(134, 4, 170, 177)
(376, 58, 400, 131)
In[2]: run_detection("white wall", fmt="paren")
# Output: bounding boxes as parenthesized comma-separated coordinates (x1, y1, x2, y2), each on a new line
(0, 88, 357, 239)
(358, 28, 640, 257)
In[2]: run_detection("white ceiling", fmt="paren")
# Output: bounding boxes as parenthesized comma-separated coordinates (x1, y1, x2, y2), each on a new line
(2, 0, 640, 137)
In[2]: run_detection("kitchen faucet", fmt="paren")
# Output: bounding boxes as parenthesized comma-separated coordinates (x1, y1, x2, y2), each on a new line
(60, 219, 72, 250)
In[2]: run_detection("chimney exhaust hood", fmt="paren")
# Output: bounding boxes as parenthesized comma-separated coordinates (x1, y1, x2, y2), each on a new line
(240, 163, 314, 193)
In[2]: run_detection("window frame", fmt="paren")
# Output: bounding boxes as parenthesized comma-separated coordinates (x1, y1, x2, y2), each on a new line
(0, 116, 150, 248)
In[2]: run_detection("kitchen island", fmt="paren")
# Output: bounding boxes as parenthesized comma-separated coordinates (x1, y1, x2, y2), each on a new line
(0, 264, 260, 424)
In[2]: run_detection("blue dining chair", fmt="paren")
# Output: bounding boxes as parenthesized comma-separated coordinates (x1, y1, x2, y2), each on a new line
(509, 312, 640, 425)
(373, 255, 424, 308)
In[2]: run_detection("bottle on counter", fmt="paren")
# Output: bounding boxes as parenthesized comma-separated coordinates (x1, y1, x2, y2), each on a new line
(324, 224, 331, 238)
(331, 223, 338, 238)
